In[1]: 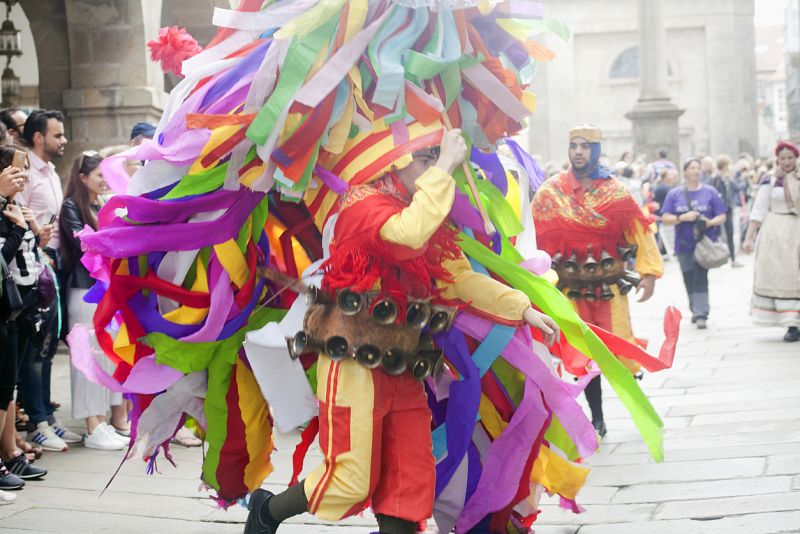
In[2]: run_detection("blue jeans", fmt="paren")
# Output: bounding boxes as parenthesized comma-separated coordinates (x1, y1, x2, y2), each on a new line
(17, 304, 57, 427)
(677, 252, 710, 320)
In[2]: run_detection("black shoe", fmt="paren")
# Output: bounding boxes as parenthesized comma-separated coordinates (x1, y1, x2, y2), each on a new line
(0, 462, 24, 490)
(245, 489, 279, 534)
(592, 419, 607, 438)
(5, 454, 47, 480)
(784, 327, 800, 343)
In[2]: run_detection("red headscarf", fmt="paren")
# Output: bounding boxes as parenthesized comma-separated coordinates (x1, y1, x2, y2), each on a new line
(775, 140, 799, 157)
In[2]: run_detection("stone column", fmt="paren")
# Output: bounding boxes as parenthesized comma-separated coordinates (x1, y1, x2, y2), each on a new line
(60, 0, 167, 173)
(625, 0, 684, 164)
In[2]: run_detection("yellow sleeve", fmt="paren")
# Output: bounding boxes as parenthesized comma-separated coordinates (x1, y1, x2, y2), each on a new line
(439, 255, 530, 321)
(379, 166, 455, 250)
(625, 220, 664, 277)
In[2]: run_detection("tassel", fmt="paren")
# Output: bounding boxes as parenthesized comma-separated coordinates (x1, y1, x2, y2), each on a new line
(148, 26, 202, 76)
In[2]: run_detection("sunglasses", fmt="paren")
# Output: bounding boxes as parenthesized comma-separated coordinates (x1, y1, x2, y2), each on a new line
(77, 150, 100, 171)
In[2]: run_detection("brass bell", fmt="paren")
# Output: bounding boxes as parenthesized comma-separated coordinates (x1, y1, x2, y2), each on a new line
(623, 270, 642, 287)
(371, 298, 399, 325)
(562, 251, 579, 274)
(567, 285, 582, 300)
(599, 249, 615, 270)
(305, 286, 332, 306)
(406, 301, 431, 328)
(616, 245, 634, 262)
(336, 290, 363, 315)
(582, 283, 599, 302)
(412, 351, 439, 381)
(550, 252, 563, 269)
(583, 251, 598, 273)
(599, 282, 614, 301)
(324, 336, 350, 361)
(286, 331, 322, 359)
(428, 306, 456, 333)
(616, 278, 634, 295)
(382, 348, 408, 376)
(355, 344, 383, 369)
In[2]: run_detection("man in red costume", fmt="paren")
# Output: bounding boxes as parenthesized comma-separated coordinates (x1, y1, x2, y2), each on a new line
(531, 125, 663, 437)
(245, 129, 560, 534)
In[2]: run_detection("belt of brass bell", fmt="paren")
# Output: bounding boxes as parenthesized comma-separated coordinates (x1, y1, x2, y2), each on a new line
(599, 249, 615, 270)
(616, 277, 634, 295)
(382, 348, 408, 376)
(336, 289, 363, 315)
(287, 331, 323, 359)
(412, 350, 441, 381)
(325, 336, 350, 361)
(406, 301, 431, 328)
(371, 298, 399, 325)
(305, 286, 332, 306)
(562, 251, 579, 274)
(624, 270, 642, 286)
(355, 344, 383, 369)
(428, 306, 456, 333)
(583, 251, 598, 273)
(616, 245, 634, 262)
(599, 282, 614, 301)
(582, 283, 599, 302)
(567, 285, 583, 300)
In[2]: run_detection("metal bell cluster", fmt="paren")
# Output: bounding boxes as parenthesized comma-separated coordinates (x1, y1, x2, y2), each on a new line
(552, 244, 641, 301)
(306, 287, 456, 333)
(287, 330, 443, 381)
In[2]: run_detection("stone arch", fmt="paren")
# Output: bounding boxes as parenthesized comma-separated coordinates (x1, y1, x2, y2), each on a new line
(19, 0, 70, 110)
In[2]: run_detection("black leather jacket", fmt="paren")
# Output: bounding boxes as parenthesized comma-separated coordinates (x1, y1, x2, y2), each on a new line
(59, 198, 98, 289)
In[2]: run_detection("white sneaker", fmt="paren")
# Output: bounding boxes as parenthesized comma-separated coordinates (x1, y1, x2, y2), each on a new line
(0, 489, 16, 504)
(84, 425, 124, 451)
(30, 422, 68, 452)
(100, 423, 130, 447)
(53, 425, 83, 444)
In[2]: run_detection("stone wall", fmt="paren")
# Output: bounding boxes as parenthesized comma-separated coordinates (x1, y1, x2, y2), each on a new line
(527, 0, 759, 163)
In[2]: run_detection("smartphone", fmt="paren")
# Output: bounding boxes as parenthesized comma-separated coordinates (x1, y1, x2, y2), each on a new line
(11, 149, 27, 170)
(43, 209, 56, 225)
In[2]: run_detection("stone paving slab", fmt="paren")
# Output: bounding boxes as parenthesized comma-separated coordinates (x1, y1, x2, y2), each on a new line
(4, 252, 800, 533)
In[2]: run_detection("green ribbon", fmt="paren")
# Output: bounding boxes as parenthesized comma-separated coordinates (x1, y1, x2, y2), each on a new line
(458, 232, 664, 462)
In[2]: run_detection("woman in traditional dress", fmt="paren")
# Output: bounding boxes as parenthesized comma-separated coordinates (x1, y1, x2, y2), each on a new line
(742, 141, 800, 342)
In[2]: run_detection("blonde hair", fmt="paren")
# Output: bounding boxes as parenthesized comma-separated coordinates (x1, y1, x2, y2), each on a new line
(716, 154, 731, 172)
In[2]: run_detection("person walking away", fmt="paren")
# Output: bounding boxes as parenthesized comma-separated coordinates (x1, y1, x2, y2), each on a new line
(709, 155, 743, 268)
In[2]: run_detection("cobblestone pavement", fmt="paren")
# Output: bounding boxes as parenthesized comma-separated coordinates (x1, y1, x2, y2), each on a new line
(2, 254, 799, 533)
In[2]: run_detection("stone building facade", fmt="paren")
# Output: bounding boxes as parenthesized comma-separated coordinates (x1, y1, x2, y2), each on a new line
(11, 0, 228, 175)
(528, 0, 758, 164)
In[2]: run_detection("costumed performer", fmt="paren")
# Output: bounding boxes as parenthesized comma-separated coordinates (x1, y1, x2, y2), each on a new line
(531, 125, 664, 437)
(246, 129, 561, 534)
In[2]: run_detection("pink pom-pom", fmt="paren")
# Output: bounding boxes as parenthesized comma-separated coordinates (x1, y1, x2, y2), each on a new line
(147, 26, 202, 76)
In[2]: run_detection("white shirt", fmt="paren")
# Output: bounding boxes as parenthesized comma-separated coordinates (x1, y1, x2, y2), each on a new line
(20, 151, 64, 250)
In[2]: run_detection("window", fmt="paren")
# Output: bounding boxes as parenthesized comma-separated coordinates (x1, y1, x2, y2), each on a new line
(609, 46, 674, 79)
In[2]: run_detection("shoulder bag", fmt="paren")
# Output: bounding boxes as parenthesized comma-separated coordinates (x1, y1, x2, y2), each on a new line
(684, 187, 729, 269)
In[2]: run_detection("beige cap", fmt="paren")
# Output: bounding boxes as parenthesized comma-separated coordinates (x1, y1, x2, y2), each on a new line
(569, 124, 603, 143)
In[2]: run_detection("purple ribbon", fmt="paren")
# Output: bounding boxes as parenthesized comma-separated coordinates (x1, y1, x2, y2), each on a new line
(81, 190, 265, 258)
(433, 327, 482, 498)
(471, 148, 508, 195)
(313, 164, 348, 194)
(504, 138, 547, 192)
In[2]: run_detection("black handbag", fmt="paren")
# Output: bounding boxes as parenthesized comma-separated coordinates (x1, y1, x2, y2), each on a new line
(0, 253, 25, 321)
